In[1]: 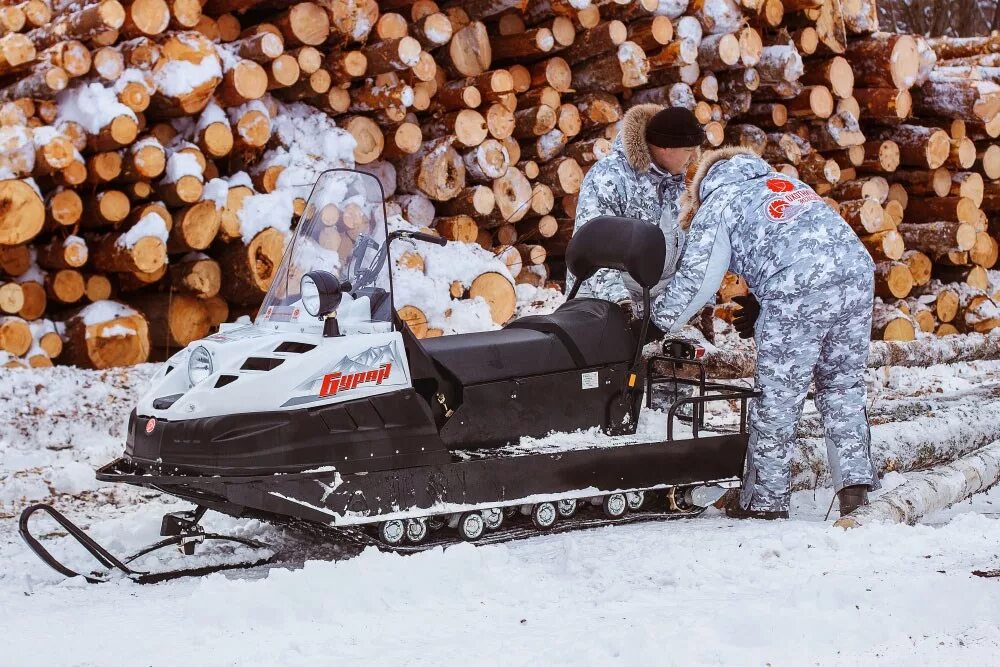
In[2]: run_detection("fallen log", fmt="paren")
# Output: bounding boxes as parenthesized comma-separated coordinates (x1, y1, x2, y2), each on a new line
(835, 440, 1000, 528)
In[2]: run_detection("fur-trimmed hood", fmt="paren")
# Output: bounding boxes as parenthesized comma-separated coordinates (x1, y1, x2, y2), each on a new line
(677, 146, 767, 230)
(619, 103, 665, 172)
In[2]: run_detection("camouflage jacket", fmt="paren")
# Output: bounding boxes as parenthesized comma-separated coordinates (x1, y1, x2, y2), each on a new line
(567, 104, 686, 311)
(651, 147, 875, 333)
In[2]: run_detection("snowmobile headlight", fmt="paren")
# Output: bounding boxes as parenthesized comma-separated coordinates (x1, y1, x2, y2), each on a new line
(187, 346, 214, 385)
(300, 271, 343, 318)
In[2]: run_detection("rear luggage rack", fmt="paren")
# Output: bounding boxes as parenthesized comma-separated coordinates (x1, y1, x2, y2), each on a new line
(646, 347, 759, 441)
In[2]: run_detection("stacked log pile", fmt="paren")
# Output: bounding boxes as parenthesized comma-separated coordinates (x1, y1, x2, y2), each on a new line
(0, 0, 998, 368)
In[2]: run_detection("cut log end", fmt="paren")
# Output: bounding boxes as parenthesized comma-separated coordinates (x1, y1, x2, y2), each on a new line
(469, 272, 516, 324)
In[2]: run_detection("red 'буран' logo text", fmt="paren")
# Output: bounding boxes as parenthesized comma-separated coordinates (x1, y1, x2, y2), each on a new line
(319, 363, 392, 397)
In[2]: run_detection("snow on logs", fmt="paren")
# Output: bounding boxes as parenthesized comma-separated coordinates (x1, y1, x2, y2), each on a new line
(0, 0, 996, 370)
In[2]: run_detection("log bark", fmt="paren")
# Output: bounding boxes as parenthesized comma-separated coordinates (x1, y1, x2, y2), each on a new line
(572, 42, 647, 93)
(874, 261, 914, 299)
(914, 80, 1000, 123)
(91, 231, 167, 273)
(877, 125, 950, 169)
(132, 292, 211, 348)
(62, 302, 150, 369)
(394, 135, 465, 201)
(836, 441, 1000, 528)
(844, 32, 918, 90)
(218, 227, 285, 306)
(897, 221, 976, 262)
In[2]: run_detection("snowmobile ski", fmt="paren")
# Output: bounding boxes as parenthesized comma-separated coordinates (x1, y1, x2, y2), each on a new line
(19, 504, 275, 584)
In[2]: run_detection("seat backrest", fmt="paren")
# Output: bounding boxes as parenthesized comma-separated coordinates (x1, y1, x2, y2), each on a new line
(566, 216, 666, 292)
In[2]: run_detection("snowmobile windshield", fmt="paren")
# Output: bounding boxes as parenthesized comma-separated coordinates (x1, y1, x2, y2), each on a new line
(256, 169, 392, 333)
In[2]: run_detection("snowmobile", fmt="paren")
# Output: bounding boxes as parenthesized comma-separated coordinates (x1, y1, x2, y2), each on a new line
(21, 168, 758, 582)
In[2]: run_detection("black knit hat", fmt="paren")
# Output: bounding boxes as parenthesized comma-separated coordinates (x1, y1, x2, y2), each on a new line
(645, 107, 706, 148)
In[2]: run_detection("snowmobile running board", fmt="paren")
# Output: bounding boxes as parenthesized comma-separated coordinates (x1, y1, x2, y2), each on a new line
(19, 503, 275, 584)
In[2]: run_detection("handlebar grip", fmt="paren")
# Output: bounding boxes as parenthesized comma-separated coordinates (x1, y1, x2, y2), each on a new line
(407, 232, 447, 246)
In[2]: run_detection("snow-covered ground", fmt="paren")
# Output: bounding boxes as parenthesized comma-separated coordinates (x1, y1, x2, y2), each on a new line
(2, 359, 1000, 666)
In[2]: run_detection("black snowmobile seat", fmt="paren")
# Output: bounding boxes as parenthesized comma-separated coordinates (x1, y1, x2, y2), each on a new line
(420, 216, 660, 387)
(420, 298, 635, 386)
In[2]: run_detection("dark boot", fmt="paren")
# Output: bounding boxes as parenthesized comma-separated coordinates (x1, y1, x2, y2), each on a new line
(838, 485, 869, 515)
(721, 489, 789, 520)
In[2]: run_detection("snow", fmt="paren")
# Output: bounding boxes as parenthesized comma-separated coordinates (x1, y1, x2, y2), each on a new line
(55, 82, 137, 135)
(99, 324, 137, 338)
(538, 30, 555, 51)
(701, 0, 742, 33)
(0, 125, 35, 174)
(675, 15, 703, 43)
(62, 235, 85, 250)
(153, 47, 222, 98)
(266, 99, 356, 193)
(79, 300, 139, 327)
(30, 125, 59, 147)
(537, 128, 564, 155)
(216, 43, 241, 72)
(759, 45, 804, 81)
(238, 190, 295, 244)
(424, 21, 450, 44)
(230, 100, 355, 243)
(670, 82, 696, 109)
(2, 352, 1000, 664)
(162, 151, 202, 185)
(113, 68, 154, 95)
(655, 0, 689, 18)
(226, 170, 253, 189)
(117, 212, 169, 249)
(202, 177, 229, 209)
(196, 99, 229, 132)
(515, 283, 565, 318)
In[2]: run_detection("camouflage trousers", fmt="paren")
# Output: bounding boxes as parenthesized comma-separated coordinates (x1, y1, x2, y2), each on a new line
(740, 272, 879, 512)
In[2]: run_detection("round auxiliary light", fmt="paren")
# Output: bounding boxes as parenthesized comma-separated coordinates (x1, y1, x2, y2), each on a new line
(301, 274, 321, 317)
(299, 271, 343, 318)
(187, 345, 214, 385)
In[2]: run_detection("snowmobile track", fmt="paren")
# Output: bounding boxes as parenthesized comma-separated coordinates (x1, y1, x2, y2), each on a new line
(285, 506, 708, 555)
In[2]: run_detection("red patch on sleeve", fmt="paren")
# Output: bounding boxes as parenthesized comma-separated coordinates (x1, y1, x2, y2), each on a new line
(766, 199, 788, 220)
(766, 178, 794, 193)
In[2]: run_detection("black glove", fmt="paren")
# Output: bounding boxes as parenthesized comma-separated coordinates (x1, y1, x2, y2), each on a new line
(615, 300, 634, 320)
(732, 293, 760, 339)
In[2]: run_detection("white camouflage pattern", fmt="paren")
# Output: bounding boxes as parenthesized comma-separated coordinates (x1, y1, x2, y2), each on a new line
(566, 134, 687, 313)
(651, 150, 878, 511)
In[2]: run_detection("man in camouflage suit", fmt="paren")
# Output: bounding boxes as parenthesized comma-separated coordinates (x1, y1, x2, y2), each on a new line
(649, 146, 879, 519)
(567, 105, 702, 323)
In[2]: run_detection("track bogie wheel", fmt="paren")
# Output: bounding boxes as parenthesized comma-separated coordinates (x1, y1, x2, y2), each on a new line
(458, 511, 485, 541)
(378, 519, 406, 545)
(427, 516, 446, 531)
(482, 508, 504, 530)
(405, 518, 428, 543)
(531, 502, 558, 530)
(626, 490, 645, 510)
(557, 499, 578, 518)
(602, 493, 628, 519)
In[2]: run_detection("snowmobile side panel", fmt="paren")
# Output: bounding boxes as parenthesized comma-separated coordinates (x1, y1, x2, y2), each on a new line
(127, 389, 451, 476)
(439, 363, 637, 449)
(100, 431, 746, 526)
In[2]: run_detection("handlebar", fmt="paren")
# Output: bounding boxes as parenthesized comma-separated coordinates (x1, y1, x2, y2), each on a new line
(393, 230, 447, 246)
